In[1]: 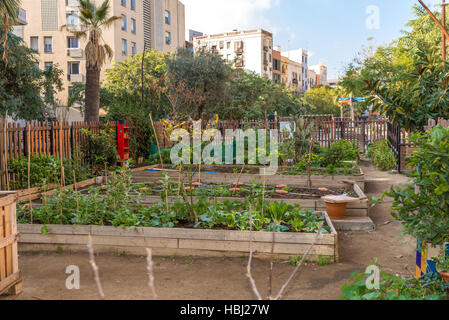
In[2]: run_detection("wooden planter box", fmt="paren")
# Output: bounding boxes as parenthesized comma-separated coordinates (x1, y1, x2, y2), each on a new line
(0, 194, 22, 296)
(132, 166, 365, 191)
(12, 176, 105, 202)
(135, 181, 369, 219)
(18, 212, 338, 262)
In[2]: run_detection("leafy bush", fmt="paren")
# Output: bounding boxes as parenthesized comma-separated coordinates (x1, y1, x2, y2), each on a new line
(385, 126, 449, 246)
(8, 154, 92, 189)
(340, 260, 448, 300)
(82, 128, 119, 174)
(320, 140, 360, 167)
(366, 140, 397, 171)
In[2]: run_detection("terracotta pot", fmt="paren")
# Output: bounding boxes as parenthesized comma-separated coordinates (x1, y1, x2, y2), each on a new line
(439, 270, 449, 284)
(324, 201, 347, 220)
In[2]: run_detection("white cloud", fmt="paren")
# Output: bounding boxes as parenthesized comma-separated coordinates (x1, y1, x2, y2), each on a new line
(183, 0, 280, 36)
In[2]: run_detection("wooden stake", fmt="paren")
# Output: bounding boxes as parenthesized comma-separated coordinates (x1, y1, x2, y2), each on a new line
(26, 123, 33, 224)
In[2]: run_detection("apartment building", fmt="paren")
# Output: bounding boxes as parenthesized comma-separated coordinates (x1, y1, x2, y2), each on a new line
(280, 55, 289, 86)
(194, 29, 274, 79)
(307, 69, 317, 90)
(20, 0, 184, 114)
(12, 7, 28, 38)
(283, 48, 308, 93)
(310, 63, 328, 86)
(272, 46, 281, 84)
(144, 0, 185, 52)
(283, 57, 302, 93)
(188, 29, 203, 41)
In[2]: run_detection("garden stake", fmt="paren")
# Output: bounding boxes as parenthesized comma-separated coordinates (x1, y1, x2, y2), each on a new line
(3, 110, 9, 190)
(26, 123, 33, 224)
(59, 122, 64, 224)
(274, 222, 324, 300)
(146, 248, 158, 300)
(268, 220, 277, 300)
(73, 169, 79, 213)
(246, 205, 263, 300)
(87, 234, 105, 300)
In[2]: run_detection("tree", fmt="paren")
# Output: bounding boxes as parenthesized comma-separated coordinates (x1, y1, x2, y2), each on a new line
(339, 5, 449, 131)
(301, 86, 340, 115)
(67, 0, 122, 122)
(167, 48, 232, 120)
(0, 0, 20, 61)
(103, 49, 170, 120)
(0, 30, 63, 120)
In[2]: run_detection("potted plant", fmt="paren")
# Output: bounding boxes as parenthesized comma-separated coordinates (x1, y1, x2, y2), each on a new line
(433, 248, 449, 284)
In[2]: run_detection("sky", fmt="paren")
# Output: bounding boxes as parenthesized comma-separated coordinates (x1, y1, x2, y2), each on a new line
(182, 0, 443, 79)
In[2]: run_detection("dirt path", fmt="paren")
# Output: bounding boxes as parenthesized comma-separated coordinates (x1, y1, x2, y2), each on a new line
(2, 162, 417, 300)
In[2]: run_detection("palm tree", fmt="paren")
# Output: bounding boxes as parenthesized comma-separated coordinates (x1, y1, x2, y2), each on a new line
(66, 0, 121, 122)
(0, 0, 20, 60)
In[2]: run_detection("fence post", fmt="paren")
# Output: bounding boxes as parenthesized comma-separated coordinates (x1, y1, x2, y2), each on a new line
(362, 120, 366, 153)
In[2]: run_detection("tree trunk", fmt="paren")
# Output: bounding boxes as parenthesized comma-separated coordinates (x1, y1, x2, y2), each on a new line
(84, 67, 101, 122)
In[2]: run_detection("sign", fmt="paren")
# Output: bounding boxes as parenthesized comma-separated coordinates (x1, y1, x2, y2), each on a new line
(339, 97, 351, 102)
(353, 97, 366, 103)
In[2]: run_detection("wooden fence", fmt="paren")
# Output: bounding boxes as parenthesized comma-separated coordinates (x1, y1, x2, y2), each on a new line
(0, 193, 21, 295)
(153, 118, 389, 152)
(0, 121, 102, 190)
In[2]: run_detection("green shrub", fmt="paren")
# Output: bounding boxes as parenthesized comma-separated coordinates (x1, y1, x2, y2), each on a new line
(385, 126, 449, 246)
(320, 140, 360, 167)
(366, 140, 396, 171)
(82, 128, 119, 174)
(340, 260, 448, 300)
(8, 154, 93, 189)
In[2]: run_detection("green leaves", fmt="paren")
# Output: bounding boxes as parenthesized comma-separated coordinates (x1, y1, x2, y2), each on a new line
(387, 126, 449, 246)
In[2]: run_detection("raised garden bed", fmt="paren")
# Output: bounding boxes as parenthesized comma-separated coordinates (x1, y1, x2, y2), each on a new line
(17, 211, 338, 262)
(132, 165, 365, 191)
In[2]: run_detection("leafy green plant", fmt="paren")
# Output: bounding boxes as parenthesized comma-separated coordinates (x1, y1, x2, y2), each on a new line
(386, 126, 449, 246)
(366, 140, 396, 171)
(320, 140, 359, 167)
(8, 154, 93, 189)
(433, 247, 449, 273)
(340, 259, 448, 300)
(81, 127, 119, 174)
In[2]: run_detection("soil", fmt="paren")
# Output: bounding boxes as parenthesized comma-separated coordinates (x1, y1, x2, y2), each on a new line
(2, 161, 417, 300)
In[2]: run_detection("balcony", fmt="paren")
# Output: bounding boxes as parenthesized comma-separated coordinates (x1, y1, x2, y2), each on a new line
(68, 74, 85, 83)
(16, 8, 27, 25)
(66, 0, 80, 7)
(235, 58, 244, 68)
(67, 48, 84, 58)
(234, 41, 244, 54)
(66, 24, 85, 32)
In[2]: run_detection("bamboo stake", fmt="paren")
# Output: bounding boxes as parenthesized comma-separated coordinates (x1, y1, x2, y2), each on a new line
(246, 205, 263, 301)
(26, 123, 33, 224)
(73, 169, 79, 213)
(87, 234, 105, 300)
(146, 248, 158, 300)
(274, 222, 324, 300)
(59, 122, 64, 224)
(3, 110, 9, 190)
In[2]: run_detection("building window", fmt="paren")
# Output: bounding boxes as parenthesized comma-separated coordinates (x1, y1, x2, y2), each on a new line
(66, 11, 79, 25)
(227, 42, 231, 49)
(30, 36, 39, 52)
(165, 10, 171, 25)
(131, 18, 136, 34)
(131, 0, 136, 10)
(122, 39, 128, 55)
(44, 62, 53, 71)
(44, 37, 53, 53)
(165, 31, 171, 45)
(121, 0, 126, 7)
(132, 42, 137, 54)
(67, 37, 79, 48)
(121, 15, 127, 31)
(68, 61, 80, 75)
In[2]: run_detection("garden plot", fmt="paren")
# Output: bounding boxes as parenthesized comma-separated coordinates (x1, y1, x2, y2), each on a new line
(18, 211, 338, 262)
(132, 164, 366, 191)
